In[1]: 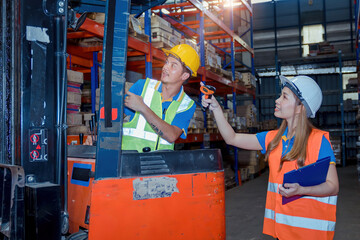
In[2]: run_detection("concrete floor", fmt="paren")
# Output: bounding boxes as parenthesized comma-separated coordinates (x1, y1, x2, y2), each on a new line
(225, 164, 360, 240)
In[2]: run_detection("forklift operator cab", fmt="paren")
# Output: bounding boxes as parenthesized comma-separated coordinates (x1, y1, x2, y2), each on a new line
(0, 0, 225, 239)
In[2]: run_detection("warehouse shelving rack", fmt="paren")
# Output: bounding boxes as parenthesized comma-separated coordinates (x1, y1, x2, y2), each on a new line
(356, 0, 360, 68)
(354, 0, 360, 178)
(66, 0, 255, 185)
(150, 0, 255, 185)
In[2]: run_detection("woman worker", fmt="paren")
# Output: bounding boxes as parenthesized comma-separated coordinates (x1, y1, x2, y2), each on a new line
(201, 75, 339, 240)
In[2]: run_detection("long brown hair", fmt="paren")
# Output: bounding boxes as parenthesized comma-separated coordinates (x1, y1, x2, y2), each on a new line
(264, 100, 315, 170)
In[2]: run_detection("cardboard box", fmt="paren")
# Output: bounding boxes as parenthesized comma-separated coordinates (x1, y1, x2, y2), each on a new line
(67, 113, 83, 126)
(242, 72, 256, 88)
(205, 41, 216, 54)
(67, 92, 82, 105)
(67, 69, 84, 84)
(67, 125, 89, 135)
(67, 84, 82, 94)
(83, 113, 95, 122)
(139, 14, 171, 29)
(151, 27, 181, 48)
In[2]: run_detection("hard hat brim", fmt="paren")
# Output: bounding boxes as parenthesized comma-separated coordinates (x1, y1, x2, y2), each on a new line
(279, 76, 296, 91)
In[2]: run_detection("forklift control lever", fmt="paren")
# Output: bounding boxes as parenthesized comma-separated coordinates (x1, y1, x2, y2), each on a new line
(79, 133, 84, 145)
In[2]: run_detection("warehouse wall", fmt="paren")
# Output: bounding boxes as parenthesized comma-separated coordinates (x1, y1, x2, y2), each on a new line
(253, 0, 355, 67)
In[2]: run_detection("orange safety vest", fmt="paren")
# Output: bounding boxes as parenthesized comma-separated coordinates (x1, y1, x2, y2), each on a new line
(263, 128, 337, 240)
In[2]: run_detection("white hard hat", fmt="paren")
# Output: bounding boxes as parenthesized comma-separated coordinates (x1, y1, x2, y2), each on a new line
(279, 75, 322, 118)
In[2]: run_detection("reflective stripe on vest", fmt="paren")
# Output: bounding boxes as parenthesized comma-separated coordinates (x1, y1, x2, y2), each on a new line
(265, 208, 275, 220)
(265, 210, 336, 231)
(137, 79, 157, 132)
(267, 182, 279, 193)
(177, 91, 192, 113)
(276, 213, 336, 231)
(123, 128, 158, 142)
(159, 138, 172, 145)
(303, 195, 337, 205)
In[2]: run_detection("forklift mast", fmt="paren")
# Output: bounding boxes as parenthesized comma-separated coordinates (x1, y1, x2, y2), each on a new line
(1, 0, 67, 239)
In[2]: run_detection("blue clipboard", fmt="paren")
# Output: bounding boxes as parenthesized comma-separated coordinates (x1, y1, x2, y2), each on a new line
(282, 156, 331, 205)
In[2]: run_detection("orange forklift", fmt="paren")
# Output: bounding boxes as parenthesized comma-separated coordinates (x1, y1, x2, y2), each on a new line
(0, 0, 225, 239)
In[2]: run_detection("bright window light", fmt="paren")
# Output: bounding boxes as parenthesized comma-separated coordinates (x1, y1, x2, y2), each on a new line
(252, 0, 272, 3)
(224, 0, 242, 8)
(161, 9, 170, 14)
(301, 24, 324, 57)
(202, 1, 209, 8)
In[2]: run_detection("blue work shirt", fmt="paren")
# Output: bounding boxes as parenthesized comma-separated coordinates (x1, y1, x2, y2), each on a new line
(124, 79, 196, 139)
(256, 127, 336, 164)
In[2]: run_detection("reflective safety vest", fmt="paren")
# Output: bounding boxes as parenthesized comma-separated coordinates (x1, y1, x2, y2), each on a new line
(122, 78, 194, 152)
(263, 128, 337, 240)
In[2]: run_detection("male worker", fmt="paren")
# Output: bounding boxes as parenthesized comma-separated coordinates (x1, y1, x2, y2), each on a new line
(86, 44, 200, 152)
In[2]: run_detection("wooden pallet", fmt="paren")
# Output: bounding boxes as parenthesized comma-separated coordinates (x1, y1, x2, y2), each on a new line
(128, 29, 149, 43)
(151, 41, 172, 49)
(205, 65, 222, 75)
(245, 85, 256, 90)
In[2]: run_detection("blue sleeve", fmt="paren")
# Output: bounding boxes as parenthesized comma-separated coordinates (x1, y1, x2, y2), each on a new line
(256, 131, 269, 154)
(124, 79, 146, 117)
(318, 135, 336, 164)
(171, 102, 196, 139)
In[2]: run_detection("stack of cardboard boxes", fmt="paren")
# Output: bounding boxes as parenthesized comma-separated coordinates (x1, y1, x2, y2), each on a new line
(67, 70, 83, 128)
(187, 103, 258, 134)
(139, 15, 181, 49)
(188, 107, 205, 133)
(238, 150, 266, 181)
(241, 72, 256, 89)
(204, 42, 222, 72)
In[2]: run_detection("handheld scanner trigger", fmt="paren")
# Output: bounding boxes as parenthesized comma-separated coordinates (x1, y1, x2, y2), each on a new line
(200, 85, 216, 99)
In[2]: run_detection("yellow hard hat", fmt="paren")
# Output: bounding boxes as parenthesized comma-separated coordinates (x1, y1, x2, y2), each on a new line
(162, 44, 200, 77)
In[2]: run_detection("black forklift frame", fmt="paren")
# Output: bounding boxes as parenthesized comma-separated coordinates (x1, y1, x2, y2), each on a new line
(0, 0, 170, 238)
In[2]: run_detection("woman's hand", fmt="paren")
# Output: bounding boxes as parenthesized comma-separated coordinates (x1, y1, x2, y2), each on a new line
(200, 82, 220, 111)
(279, 183, 303, 197)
